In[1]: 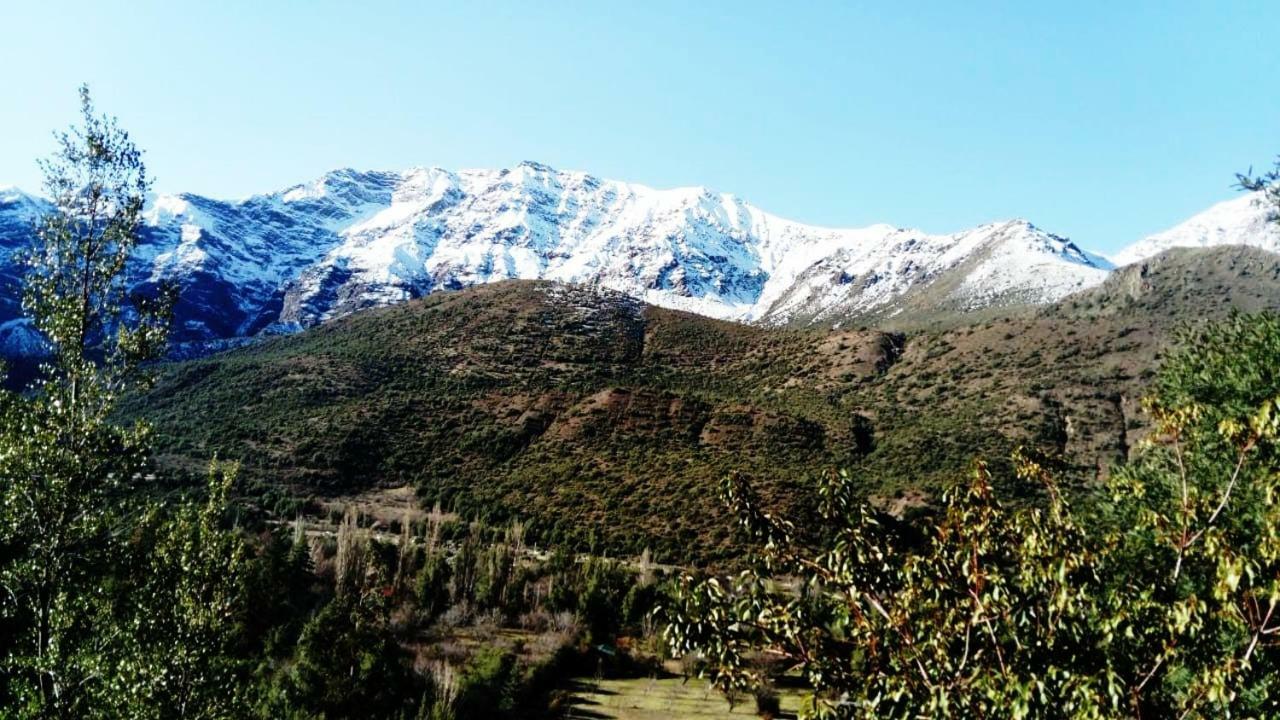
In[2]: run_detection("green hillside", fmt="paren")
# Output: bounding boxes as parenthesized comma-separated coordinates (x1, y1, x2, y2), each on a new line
(121, 247, 1280, 562)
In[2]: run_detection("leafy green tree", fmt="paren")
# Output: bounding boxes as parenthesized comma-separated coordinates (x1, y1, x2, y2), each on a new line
(1104, 314, 1280, 716)
(662, 463, 1110, 718)
(0, 85, 173, 717)
(452, 647, 518, 720)
(662, 312, 1280, 718)
(105, 462, 249, 718)
(243, 519, 316, 658)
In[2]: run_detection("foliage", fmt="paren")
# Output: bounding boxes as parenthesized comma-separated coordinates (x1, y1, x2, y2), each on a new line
(0, 85, 174, 717)
(117, 269, 1267, 561)
(103, 461, 250, 718)
(662, 312, 1280, 718)
(261, 594, 420, 719)
(414, 547, 452, 623)
(1102, 312, 1280, 715)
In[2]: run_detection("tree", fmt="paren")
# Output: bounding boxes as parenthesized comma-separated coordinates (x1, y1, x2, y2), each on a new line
(662, 464, 1109, 718)
(414, 549, 453, 624)
(105, 461, 250, 719)
(0, 85, 173, 716)
(1105, 313, 1280, 716)
(662, 312, 1280, 718)
(266, 594, 419, 719)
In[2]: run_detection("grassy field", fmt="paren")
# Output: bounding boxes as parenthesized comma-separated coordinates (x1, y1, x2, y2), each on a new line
(564, 674, 805, 719)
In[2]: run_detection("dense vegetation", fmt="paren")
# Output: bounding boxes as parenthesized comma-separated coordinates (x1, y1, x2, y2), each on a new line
(4, 88, 1280, 719)
(120, 243, 1280, 562)
(664, 312, 1280, 718)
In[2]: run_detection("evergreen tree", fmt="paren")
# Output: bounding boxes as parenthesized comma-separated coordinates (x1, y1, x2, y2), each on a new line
(268, 596, 418, 719)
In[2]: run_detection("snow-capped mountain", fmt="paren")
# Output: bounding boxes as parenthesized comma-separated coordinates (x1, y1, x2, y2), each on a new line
(0, 162, 1141, 354)
(0, 187, 52, 354)
(1112, 192, 1280, 266)
(757, 218, 1112, 326)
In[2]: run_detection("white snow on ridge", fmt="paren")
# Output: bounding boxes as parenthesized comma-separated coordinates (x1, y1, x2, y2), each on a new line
(20, 161, 1269, 342)
(753, 218, 1113, 324)
(0, 186, 50, 220)
(5, 162, 1116, 330)
(954, 221, 1113, 309)
(1113, 192, 1280, 266)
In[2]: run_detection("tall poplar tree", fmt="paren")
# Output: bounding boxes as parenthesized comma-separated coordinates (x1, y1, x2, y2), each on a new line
(0, 85, 173, 717)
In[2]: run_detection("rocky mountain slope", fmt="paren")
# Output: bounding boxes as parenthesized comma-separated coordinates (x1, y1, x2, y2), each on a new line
(118, 245, 1280, 560)
(1049, 245, 1280, 320)
(0, 163, 1114, 353)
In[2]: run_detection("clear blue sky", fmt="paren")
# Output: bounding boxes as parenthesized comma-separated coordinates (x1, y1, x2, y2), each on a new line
(2, 1, 1277, 253)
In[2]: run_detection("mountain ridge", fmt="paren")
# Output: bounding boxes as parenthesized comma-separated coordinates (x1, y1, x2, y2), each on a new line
(118, 244, 1280, 558)
(1, 163, 1275, 352)
(1112, 193, 1280, 266)
(0, 162, 1111, 348)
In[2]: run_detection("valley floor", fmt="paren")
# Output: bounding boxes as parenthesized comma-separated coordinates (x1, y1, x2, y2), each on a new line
(564, 667, 805, 720)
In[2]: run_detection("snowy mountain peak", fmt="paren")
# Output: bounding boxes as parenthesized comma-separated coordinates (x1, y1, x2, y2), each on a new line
(1113, 192, 1280, 266)
(515, 159, 555, 173)
(0, 161, 1186, 355)
(0, 186, 46, 211)
(0, 188, 49, 249)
